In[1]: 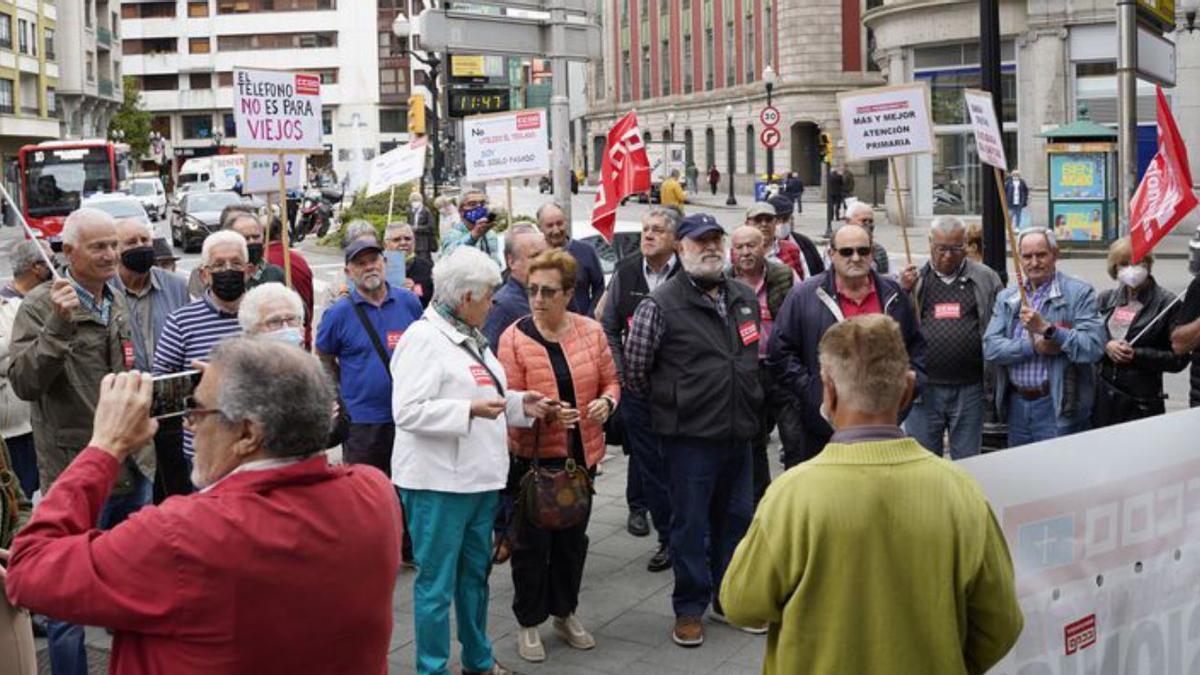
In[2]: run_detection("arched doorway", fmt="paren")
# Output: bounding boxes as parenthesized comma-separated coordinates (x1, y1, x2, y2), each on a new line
(745, 124, 756, 175)
(704, 127, 715, 171)
(684, 128, 695, 168)
(790, 122, 820, 186)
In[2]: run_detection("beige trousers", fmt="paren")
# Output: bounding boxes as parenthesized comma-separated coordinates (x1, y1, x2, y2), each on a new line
(0, 578, 37, 675)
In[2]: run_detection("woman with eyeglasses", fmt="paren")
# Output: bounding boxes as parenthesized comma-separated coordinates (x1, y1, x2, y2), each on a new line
(495, 250, 620, 664)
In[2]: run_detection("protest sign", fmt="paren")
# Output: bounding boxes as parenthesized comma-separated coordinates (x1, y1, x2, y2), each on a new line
(233, 68, 324, 152)
(464, 110, 550, 183)
(837, 83, 934, 161)
(964, 89, 1008, 170)
(367, 138, 427, 196)
(244, 154, 305, 195)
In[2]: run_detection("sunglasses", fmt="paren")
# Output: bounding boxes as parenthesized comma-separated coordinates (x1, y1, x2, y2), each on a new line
(835, 246, 873, 259)
(526, 284, 564, 299)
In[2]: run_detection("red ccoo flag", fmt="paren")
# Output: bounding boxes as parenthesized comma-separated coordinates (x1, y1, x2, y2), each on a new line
(591, 111, 651, 242)
(1130, 86, 1198, 264)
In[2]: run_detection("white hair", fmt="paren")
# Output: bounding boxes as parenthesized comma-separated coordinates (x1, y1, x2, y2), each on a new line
(1017, 226, 1058, 252)
(846, 202, 874, 221)
(201, 230, 249, 266)
(432, 246, 502, 307)
(115, 217, 154, 239)
(61, 208, 115, 246)
(238, 282, 305, 333)
(929, 215, 966, 237)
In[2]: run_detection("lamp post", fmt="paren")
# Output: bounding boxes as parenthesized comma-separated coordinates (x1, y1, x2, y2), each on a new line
(725, 105, 737, 206)
(762, 65, 776, 181)
(393, 13, 443, 196)
(979, 0, 1006, 279)
(668, 112, 676, 141)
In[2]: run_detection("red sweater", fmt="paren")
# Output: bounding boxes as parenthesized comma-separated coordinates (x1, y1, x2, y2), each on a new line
(6, 448, 402, 674)
(266, 242, 315, 347)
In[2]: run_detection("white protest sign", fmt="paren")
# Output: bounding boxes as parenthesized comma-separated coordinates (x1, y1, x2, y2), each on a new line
(960, 407, 1200, 673)
(464, 109, 550, 183)
(964, 89, 1008, 170)
(233, 68, 323, 152)
(837, 82, 934, 161)
(244, 154, 306, 194)
(367, 137, 427, 196)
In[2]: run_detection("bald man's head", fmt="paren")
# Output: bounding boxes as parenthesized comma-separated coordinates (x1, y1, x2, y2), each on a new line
(732, 225, 767, 277)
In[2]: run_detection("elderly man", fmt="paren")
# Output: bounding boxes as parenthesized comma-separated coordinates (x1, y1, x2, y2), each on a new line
(5, 341, 403, 672)
(843, 202, 890, 273)
(896, 216, 1002, 459)
(767, 222, 925, 467)
(536, 202, 605, 315)
(409, 191, 436, 260)
(187, 207, 285, 297)
(746, 202, 804, 279)
(721, 315, 1023, 674)
(441, 190, 502, 266)
(155, 230, 252, 471)
(152, 237, 180, 273)
(384, 221, 435, 308)
(730, 225, 795, 503)
(625, 213, 764, 647)
(984, 227, 1104, 445)
(767, 194, 824, 278)
(481, 225, 548, 347)
(600, 207, 680, 568)
(7, 208, 155, 675)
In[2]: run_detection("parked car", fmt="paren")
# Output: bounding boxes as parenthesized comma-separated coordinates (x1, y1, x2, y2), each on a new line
(82, 193, 153, 227)
(129, 177, 168, 220)
(169, 191, 246, 252)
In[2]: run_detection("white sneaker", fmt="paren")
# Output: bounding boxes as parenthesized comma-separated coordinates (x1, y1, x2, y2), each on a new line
(553, 614, 597, 650)
(517, 626, 545, 662)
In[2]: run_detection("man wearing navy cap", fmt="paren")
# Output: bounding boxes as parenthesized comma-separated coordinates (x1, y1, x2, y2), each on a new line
(624, 212, 766, 647)
(766, 194, 824, 279)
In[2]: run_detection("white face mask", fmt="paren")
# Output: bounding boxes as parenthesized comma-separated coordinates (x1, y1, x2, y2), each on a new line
(775, 222, 792, 239)
(1117, 264, 1148, 289)
(261, 326, 304, 348)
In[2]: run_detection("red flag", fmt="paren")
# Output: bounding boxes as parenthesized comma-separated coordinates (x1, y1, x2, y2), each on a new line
(591, 111, 651, 242)
(1130, 86, 1198, 263)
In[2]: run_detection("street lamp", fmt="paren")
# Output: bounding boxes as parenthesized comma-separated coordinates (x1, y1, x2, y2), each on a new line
(725, 104, 736, 206)
(668, 112, 676, 142)
(762, 65, 777, 180)
(394, 12, 443, 196)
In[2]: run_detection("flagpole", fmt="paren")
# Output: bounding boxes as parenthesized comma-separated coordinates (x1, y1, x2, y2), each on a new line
(992, 167, 1028, 307)
(1128, 290, 1184, 347)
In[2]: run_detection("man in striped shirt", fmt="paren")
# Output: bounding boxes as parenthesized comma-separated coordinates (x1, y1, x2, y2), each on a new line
(154, 231, 250, 473)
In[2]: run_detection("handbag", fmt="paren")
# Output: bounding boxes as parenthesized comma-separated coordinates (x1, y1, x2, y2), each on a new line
(0, 437, 24, 549)
(516, 422, 593, 531)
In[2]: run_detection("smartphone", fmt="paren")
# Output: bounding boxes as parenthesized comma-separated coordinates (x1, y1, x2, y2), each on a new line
(151, 370, 203, 419)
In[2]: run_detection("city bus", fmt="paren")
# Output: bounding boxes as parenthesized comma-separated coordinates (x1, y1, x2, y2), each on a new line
(17, 139, 133, 244)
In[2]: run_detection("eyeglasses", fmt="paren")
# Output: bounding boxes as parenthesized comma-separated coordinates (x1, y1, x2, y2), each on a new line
(858, 218, 875, 226)
(932, 245, 965, 256)
(835, 246, 873, 259)
(182, 397, 224, 426)
(262, 314, 302, 330)
(526, 284, 564, 299)
(206, 262, 247, 273)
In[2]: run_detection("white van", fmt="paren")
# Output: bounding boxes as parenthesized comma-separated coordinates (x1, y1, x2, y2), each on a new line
(176, 154, 245, 198)
(130, 177, 167, 220)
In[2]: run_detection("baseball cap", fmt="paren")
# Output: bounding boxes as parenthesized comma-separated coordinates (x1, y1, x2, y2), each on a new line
(676, 213, 725, 240)
(745, 203, 776, 220)
(344, 238, 383, 263)
(767, 194, 793, 217)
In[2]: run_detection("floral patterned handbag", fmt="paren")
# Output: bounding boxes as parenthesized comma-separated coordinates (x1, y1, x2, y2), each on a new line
(517, 422, 593, 531)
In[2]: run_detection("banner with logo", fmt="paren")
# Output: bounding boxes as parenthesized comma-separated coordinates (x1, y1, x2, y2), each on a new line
(233, 68, 324, 152)
(836, 82, 934, 161)
(367, 138, 427, 196)
(463, 109, 550, 183)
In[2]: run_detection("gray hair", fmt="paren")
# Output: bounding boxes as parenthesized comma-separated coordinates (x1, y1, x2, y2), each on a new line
(432, 246, 502, 306)
(208, 338, 335, 458)
(343, 219, 378, 247)
(238, 282, 305, 333)
(9, 240, 45, 277)
(201, 230, 249, 266)
(61, 207, 114, 246)
(504, 223, 542, 258)
(929, 215, 966, 237)
(644, 206, 681, 235)
(115, 217, 154, 240)
(385, 221, 413, 238)
(1017, 226, 1058, 252)
(846, 202, 874, 222)
(535, 202, 564, 223)
(219, 203, 260, 230)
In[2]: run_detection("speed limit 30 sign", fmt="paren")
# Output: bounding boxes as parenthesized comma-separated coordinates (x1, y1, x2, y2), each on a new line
(759, 105, 781, 127)
(760, 126, 781, 149)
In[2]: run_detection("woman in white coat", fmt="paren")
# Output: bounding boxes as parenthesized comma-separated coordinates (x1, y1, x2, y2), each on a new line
(391, 246, 555, 675)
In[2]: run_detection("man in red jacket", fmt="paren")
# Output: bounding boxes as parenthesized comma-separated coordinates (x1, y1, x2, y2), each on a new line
(3, 339, 403, 674)
(267, 215, 315, 348)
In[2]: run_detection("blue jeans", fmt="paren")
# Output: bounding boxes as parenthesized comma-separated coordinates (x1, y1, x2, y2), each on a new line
(47, 471, 152, 675)
(1006, 393, 1060, 447)
(401, 489, 498, 675)
(664, 437, 752, 617)
(1010, 205, 1024, 228)
(623, 392, 671, 544)
(905, 383, 984, 459)
(5, 433, 38, 498)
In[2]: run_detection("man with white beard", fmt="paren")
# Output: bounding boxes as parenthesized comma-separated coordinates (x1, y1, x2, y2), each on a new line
(624, 213, 766, 648)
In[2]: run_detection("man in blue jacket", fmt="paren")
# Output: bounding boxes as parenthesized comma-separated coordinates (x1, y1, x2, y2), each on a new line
(766, 222, 926, 466)
(536, 202, 605, 315)
(481, 225, 548, 347)
(983, 227, 1104, 445)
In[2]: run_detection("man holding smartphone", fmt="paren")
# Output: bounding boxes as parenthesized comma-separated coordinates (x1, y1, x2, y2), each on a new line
(439, 190, 502, 268)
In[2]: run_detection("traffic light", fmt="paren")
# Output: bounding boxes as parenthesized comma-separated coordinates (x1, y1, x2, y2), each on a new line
(819, 133, 833, 164)
(408, 95, 426, 135)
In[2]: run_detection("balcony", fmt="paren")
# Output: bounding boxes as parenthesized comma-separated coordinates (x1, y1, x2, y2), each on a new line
(97, 27, 112, 49)
(99, 78, 113, 97)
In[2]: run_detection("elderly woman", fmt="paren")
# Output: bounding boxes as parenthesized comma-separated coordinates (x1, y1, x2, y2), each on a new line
(391, 246, 554, 675)
(495, 250, 619, 663)
(1093, 237, 1188, 428)
(238, 282, 305, 346)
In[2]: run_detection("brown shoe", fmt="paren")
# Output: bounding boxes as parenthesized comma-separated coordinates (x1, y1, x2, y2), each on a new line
(672, 616, 704, 647)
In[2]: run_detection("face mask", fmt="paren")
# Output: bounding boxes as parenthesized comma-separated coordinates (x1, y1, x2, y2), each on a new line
(1118, 264, 1148, 288)
(209, 269, 246, 302)
(775, 222, 792, 239)
(261, 326, 303, 347)
(820, 402, 834, 429)
(246, 242, 265, 266)
(120, 246, 156, 274)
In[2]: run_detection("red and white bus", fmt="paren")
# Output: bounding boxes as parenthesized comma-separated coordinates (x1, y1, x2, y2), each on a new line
(17, 139, 132, 243)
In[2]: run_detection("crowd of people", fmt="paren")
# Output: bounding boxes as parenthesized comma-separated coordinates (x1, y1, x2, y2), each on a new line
(0, 184, 1197, 675)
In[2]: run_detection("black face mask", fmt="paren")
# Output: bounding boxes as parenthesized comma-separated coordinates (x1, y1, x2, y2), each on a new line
(209, 269, 246, 302)
(120, 246, 156, 274)
(246, 243, 265, 266)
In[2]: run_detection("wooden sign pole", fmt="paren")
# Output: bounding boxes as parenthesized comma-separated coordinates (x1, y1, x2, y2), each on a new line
(277, 151, 293, 289)
(386, 184, 397, 227)
(992, 166, 1028, 306)
(887, 157, 913, 265)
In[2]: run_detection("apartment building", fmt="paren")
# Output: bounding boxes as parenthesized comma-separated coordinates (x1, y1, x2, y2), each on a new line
(57, 0, 123, 138)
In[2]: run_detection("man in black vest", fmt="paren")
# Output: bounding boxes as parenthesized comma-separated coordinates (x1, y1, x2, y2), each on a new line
(600, 207, 680, 572)
(625, 212, 765, 648)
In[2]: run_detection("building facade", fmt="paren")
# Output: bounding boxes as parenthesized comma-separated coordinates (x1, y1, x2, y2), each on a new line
(0, 0, 61, 162)
(57, 0, 122, 138)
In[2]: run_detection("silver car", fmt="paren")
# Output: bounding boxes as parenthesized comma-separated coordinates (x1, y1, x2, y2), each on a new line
(81, 194, 153, 227)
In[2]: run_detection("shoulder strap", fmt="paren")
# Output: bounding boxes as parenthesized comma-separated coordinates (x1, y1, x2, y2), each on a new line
(350, 300, 393, 380)
(456, 341, 506, 398)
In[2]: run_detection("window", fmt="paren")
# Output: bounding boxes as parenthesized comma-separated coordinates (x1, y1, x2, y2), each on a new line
(724, 15, 735, 85)
(704, 28, 714, 90)
(218, 72, 233, 86)
(152, 115, 172, 139)
(0, 15, 11, 50)
(744, 3, 754, 82)
(763, 0, 773, 70)
(189, 37, 210, 54)
(189, 73, 212, 89)
(682, 35, 693, 93)
(620, 50, 631, 102)
(379, 68, 406, 96)
(379, 108, 405, 133)
(223, 113, 236, 137)
(660, 36, 671, 95)
(86, 52, 95, 81)
(0, 78, 12, 114)
(140, 74, 179, 91)
(217, 0, 335, 12)
(322, 109, 332, 135)
(217, 32, 336, 51)
(182, 114, 214, 139)
(17, 19, 27, 54)
(122, 3, 178, 19)
(44, 28, 54, 59)
(46, 87, 55, 114)
(640, 45, 650, 99)
(86, 1, 93, 28)
(188, 1, 210, 16)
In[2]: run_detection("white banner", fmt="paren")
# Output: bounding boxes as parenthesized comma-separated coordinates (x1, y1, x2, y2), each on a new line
(961, 407, 1200, 674)
(367, 138, 427, 196)
(836, 82, 934, 161)
(244, 154, 305, 195)
(464, 109, 550, 183)
(964, 88, 1009, 170)
(233, 68, 324, 152)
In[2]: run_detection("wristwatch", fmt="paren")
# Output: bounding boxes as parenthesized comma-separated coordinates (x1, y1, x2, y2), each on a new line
(1042, 325, 1057, 340)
